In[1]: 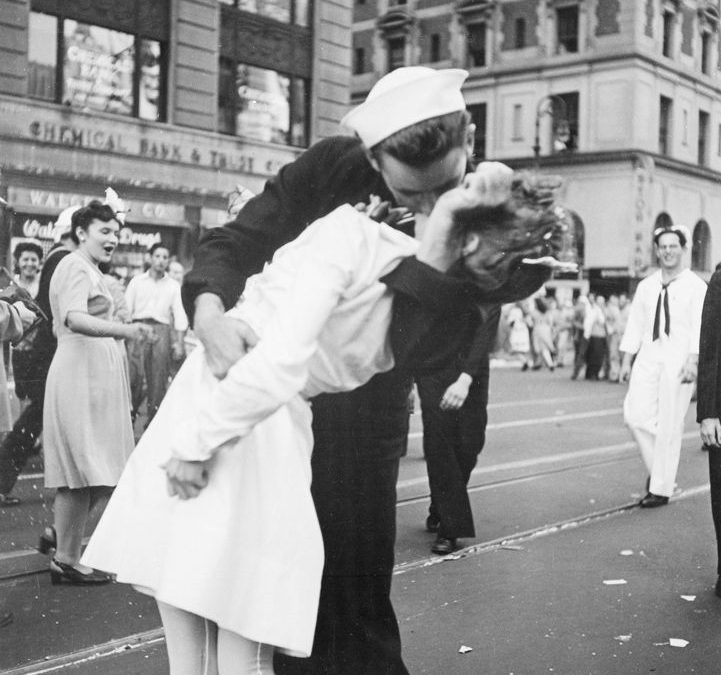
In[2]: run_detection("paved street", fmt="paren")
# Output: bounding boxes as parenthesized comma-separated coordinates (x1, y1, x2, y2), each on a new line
(1, 364, 718, 674)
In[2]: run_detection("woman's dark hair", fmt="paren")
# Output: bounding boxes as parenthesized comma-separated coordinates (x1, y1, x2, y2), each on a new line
(13, 241, 43, 263)
(371, 110, 472, 167)
(70, 201, 119, 245)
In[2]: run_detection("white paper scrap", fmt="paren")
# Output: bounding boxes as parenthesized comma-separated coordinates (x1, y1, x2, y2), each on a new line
(458, 645, 473, 654)
(619, 550, 634, 556)
(669, 638, 689, 648)
(614, 635, 632, 643)
(603, 579, 628, 585)
(680, 595, 696, 602)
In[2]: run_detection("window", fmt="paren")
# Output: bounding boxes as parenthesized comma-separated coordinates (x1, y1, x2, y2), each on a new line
(692, 220, 711, 272)
(659, 96, 672, 155)
(219, 0, 309, 27)
(699, 111, 709, 165)
(28, 12, 57, 102)
(388, 37, 405, 71)
(430, 34, 441, 63)
(662, 11, 674, 57)
(512, 104, 523, 140)
(468, 103, 487, 160)
(556, 6, 579, 53)
(701, 32, 712, 74)
(354, 48, 366, 75)
(514, 17, 526, 49)
(466, 23, 486, 67)
(217, 60, 309, 146)
(27, 11, 166, 121)
(552, 92, 578, 152)
(682, 109, 688, 145)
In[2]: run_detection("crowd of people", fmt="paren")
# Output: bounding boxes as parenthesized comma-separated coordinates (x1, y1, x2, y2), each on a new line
(0, 64, 720, 675)
(500, 290, 632, 380)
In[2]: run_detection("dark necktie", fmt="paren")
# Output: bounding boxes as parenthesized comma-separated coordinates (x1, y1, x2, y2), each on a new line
(652, 279, 676, 341)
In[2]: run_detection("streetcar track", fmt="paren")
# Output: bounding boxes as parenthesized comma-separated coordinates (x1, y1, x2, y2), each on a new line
(3, 483, 711, 675)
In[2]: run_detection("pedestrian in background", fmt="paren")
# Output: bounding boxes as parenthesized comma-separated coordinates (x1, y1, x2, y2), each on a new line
(12, 240, 43, 298)
(570, 293, 588, 380)
(0, 295, 39, 624)
(583, 293, 606, 380)
(507, 301, 531, 369)
(605, 294, 622, 382)
(125, 242, 188, 426)
(0, 209, 77, 506)
(620, 225, 706, 508)
(42, 200, 153, 584)
(416, 306, 500, 554)
(695, 262, 721, 596)
(531, 296, 556, 371)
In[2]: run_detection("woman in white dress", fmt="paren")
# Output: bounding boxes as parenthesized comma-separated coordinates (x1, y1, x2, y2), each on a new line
(82, 166, 563, 674)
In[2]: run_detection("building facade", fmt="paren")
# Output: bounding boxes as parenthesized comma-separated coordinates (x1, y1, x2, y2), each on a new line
(353, 0, 721, 294)
(0, 0, 351, 277)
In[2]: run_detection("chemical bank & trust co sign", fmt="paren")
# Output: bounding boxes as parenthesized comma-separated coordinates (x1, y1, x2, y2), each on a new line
(0, 97, 295, 177)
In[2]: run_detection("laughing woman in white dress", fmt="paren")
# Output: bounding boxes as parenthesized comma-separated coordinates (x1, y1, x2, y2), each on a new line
(81, 166, 560, 675)
(43, 201, 153, 585)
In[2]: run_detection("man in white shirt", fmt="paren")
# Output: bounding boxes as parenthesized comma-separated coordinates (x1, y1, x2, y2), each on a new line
(619, 226, 707, 507)
(126, 243, 188, 425)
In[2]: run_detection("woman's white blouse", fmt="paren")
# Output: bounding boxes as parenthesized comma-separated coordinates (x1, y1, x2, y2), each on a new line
(171, 204, 419, 461)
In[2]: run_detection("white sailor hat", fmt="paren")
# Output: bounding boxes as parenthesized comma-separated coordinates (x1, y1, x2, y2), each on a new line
(341, 67, 469, 149)
(53, 205, 81, 242)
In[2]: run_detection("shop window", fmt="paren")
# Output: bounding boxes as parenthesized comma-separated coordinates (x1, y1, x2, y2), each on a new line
(692, 220, 711, 272)
(219, 0, 309, 27)
(388, 37, 405, 71)
(699, 110, 710, 166)
(514, 17, 526, 49)
(27, 11, 166, 122)
(556, 5, 579, 54)
(466, 23, 487, 67)
(468, 102, 487, 160)
(659, 96, 672, 155)
(217, 61, 309, 147)
(430, 34, 441, 63)
(552, 92, 578, 152)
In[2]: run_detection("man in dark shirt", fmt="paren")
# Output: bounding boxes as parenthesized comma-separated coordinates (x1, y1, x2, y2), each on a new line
(182, 67, 547, 674)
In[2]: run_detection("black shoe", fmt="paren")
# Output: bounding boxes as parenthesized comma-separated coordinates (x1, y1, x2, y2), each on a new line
(425, 514, 440, 533)
(431, 536, 458, 555)
(38, 526, 57, 555)
(49, 558, 112, 586)
(639, 492, 669, 508)
(0, 494, 21, 507)
(715, 576, 721, 599)
(521, 363, 529, 372)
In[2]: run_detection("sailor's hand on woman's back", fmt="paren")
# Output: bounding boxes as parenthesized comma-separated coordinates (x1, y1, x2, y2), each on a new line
(194, 293, 259, 379)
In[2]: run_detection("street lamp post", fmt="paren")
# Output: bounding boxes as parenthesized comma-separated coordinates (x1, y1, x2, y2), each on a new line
(533, 94, 570, 159)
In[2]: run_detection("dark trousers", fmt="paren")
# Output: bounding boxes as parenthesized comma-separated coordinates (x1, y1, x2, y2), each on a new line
(571, 328, 586, 378)
(416, 360, 489, 539)
(710, 449, 721, 574)
(275, 369, 411, 675)
(585, 336, 606, 380)
(127, 322, 171, 423)
(0, 391, 44, 496)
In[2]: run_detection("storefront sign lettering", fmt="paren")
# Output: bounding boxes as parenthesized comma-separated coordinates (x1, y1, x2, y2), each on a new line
(27, 119, 292, 177)
(118, 227, 161, 248)
(21, 217, 59, 242)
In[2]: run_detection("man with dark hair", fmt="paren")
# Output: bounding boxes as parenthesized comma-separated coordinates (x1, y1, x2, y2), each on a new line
(620, 226, 707, 508)
(125, 242, 187, 426)
(182, 67, 548, 674)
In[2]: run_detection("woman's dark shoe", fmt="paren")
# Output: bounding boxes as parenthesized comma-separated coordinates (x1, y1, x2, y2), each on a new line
(639, 492, 669, 508)
(431, 536, 458, 555)
(49, 558, 111, 586)
(0, 493, 21, 507)
(37, 526, 57, 555)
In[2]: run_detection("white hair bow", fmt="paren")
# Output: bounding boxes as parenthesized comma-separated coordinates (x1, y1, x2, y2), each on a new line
(104, 188, 129, 224)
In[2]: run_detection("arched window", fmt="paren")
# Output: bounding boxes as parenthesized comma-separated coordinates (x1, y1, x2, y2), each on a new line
(692, 220, 711, 271)
(554, 206, 585, 268)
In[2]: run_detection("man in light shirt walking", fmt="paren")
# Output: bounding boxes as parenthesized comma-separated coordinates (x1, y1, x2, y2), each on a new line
(126, 243, 188, 426)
